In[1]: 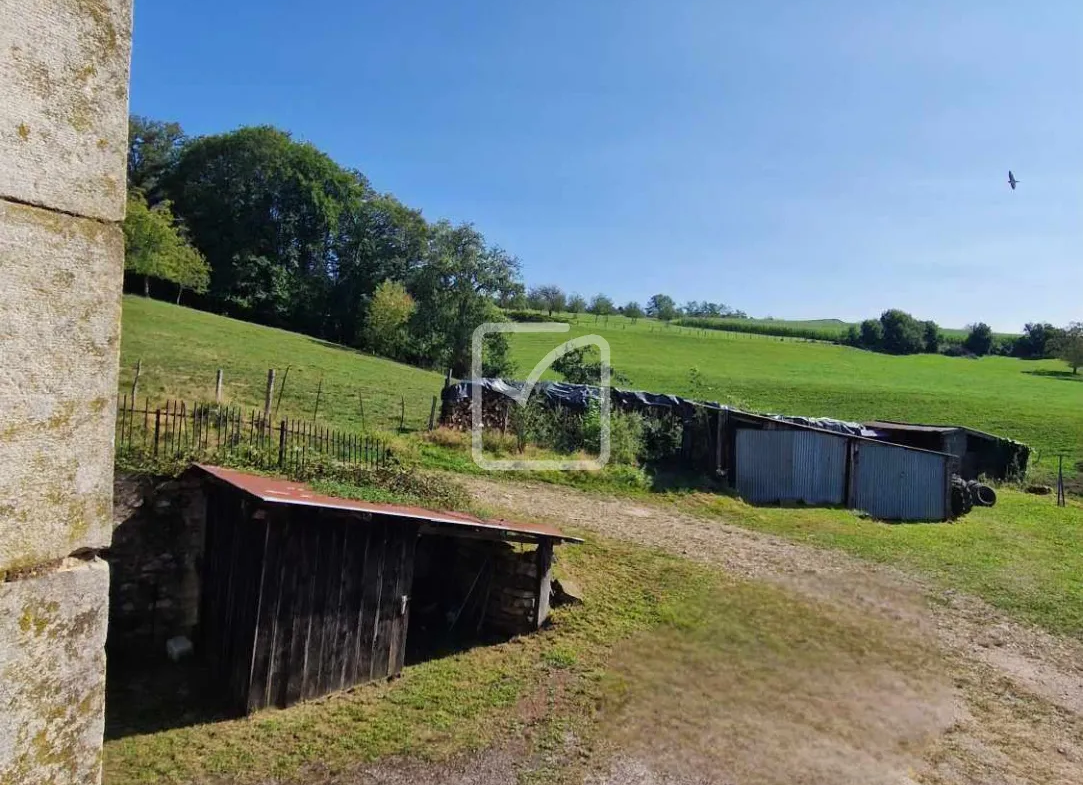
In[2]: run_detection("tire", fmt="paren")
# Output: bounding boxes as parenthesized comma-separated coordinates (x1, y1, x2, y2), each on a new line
(967, 481, 997, 507)
(951, 476, 974, 518)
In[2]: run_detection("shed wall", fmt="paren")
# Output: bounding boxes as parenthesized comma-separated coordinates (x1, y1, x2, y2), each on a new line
(735, 429, 848, 505)
(849, 441, 949, 521)
(200, 491, 419, 714)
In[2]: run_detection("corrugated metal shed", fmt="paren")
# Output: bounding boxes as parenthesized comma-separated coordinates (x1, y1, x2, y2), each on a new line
(849, 441, 950, 521)
(735, 429, 848, 505)
(195, 465, 581, 543)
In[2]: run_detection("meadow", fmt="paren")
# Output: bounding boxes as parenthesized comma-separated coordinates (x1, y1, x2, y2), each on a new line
(508, 312, 1083, 480)
(121, 298, 1082, 480)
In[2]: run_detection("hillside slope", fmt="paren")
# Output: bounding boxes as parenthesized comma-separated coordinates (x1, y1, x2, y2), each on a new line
(119, 298, 1081, 479)
(119, 296, 446, 433)
(507, 316, 1082, 477)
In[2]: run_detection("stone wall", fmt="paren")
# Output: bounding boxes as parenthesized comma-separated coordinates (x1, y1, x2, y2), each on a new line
(0, 2, 132, 782)
(107, 474, 207, 655)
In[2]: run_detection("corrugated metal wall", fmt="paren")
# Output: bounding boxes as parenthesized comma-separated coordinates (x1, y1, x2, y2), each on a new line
(735, 429, 848, 505)
(849, 441, 949, 521)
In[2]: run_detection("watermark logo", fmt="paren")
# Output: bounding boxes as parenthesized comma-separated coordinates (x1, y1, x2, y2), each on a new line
(471, 322, 610, 471)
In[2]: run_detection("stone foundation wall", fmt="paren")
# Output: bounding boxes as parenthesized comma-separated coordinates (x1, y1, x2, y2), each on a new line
(106, 474, 207, 654)
(0, 1, 133, 781)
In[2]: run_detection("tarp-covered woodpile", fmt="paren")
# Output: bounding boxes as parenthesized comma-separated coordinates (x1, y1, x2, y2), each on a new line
(441, 379, 1026, 521)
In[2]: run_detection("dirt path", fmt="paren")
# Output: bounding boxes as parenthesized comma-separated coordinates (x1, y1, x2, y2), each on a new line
(460, 477, 1083, 785)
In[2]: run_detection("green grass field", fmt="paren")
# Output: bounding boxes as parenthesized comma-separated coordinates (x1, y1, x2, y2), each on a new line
(506, 314, 1083, 480)
(121, 297, 1082, 478)
(120, 296, 446, 433)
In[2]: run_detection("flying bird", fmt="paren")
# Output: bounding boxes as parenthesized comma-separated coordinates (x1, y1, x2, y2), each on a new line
(1008, 170, 1019, 190)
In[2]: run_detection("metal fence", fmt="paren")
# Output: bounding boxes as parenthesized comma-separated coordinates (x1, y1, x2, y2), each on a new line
(115, 396, 392, 473)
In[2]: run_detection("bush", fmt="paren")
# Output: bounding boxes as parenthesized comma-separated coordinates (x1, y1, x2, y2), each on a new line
(641, 413, 684, 463)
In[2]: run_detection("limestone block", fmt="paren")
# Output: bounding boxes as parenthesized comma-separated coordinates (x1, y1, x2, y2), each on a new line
(0, 0, 133, 221)
(0, 200, 122, 570)
(0, 558, 108, 785)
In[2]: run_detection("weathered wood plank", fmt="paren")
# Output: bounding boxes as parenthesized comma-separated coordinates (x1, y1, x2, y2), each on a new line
(340, 521, 369, 689)
(285, 520, 317, 706)
(248, 510, 285, 714)
(389, 525, 419, 676)
(357, 520, 386, 684)
(371, 521, 399, 680)
(302, 522, 327, 701)
(316, 516, 345, 696)
(534, 538, 554, 629)
(270, 515, 301, 708)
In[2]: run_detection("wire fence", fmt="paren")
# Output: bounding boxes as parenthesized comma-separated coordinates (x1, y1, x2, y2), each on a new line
(115, 395, 393, 473)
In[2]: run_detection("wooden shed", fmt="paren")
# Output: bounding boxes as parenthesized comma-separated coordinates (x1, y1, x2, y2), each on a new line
(193, 465, 580, 715)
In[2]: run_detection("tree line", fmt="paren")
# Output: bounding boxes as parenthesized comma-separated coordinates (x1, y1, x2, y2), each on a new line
(125, 117, 519, 376)
(842, 311, 1083, 370)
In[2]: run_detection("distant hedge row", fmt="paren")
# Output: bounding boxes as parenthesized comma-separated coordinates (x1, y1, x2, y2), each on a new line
(674, 317, 840, 342)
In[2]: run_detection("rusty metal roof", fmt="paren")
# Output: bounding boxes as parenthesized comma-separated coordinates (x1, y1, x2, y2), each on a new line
(193, 465, 582, 543)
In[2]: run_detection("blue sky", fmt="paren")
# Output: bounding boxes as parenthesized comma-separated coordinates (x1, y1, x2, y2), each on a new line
(131, 1, 1082, 331)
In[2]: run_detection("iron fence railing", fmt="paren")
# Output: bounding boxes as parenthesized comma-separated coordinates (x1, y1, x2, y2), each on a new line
(115, 396, 392, 473)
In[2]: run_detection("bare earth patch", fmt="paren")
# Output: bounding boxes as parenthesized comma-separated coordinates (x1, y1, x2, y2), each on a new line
(460, 477, 1083, 785)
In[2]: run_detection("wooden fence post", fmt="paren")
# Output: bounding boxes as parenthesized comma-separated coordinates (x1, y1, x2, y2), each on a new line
(399, 396, 406, 432)
(312, 376, 323, 423)
(278, 420, 287, 469)
(131, 359, 142, 400)
(215, 369, 223, 404)
(428, 396, 438, 431)
(153, 409, 161, 458)
(264, 369, 276, 422)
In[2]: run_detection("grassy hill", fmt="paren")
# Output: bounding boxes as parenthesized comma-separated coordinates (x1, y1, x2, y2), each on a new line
(120, 296, 446, 433)
(120, 298, 1081, 480)
(507, 314, 1082, 479)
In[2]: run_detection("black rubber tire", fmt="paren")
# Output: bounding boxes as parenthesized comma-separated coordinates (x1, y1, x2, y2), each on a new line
(951, 477, 973, 518)
(969, 482, 997, 507)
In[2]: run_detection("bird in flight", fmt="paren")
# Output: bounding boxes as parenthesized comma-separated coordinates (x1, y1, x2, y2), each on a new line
(1008, 170, 1019, 190)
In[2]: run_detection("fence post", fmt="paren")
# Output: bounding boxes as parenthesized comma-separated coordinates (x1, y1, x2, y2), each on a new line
(215, 369, 223, 404)
(278, 420, 287, 469)
(399, 396, 406, 432)
(264, 368, 276, 422)
(312, 376, 323, 423)
(131, 358, 142, 400)
(428, 396, 438, 431)
(153, 409, 161, 458)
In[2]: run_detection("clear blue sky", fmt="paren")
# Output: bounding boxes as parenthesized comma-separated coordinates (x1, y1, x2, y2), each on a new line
(130, 1, 1082, 331)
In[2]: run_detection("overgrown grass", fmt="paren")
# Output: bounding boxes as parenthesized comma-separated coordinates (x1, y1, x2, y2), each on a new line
(103, 525, 926, 784)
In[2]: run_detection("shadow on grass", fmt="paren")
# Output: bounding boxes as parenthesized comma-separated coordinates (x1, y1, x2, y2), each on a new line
(1023, 369, 1083, 382)
(104, 653, 234, 741)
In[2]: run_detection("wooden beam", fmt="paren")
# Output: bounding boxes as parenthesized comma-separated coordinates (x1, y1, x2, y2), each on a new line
(534, 538, 554, 629)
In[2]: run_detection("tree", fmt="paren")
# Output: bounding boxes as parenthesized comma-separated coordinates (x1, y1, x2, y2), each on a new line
(164, 126, 360, 332)
(623, 301, 644, 323)
(363, 280, 416, 358)
(878, 309, 925, 355)
(1014, 322, 1062, 359)
(588, 294, 614, 317)
(646, 294, 678, 322)
(407, 220, 521, 376)
(922, 320, 941, 354)
(567, 293, 587, 315)
(128, 116, 186, 202)
(1054, 323, 1083, 374)
(858, 318, 883, 350)
(683, 301, 701, 317)
(530, 285, 566, 316)
(122, 193, 209, 301)
(844, 324, 861, 347)
(964, 323, 994, 356)
(525, 287, 547, 312)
